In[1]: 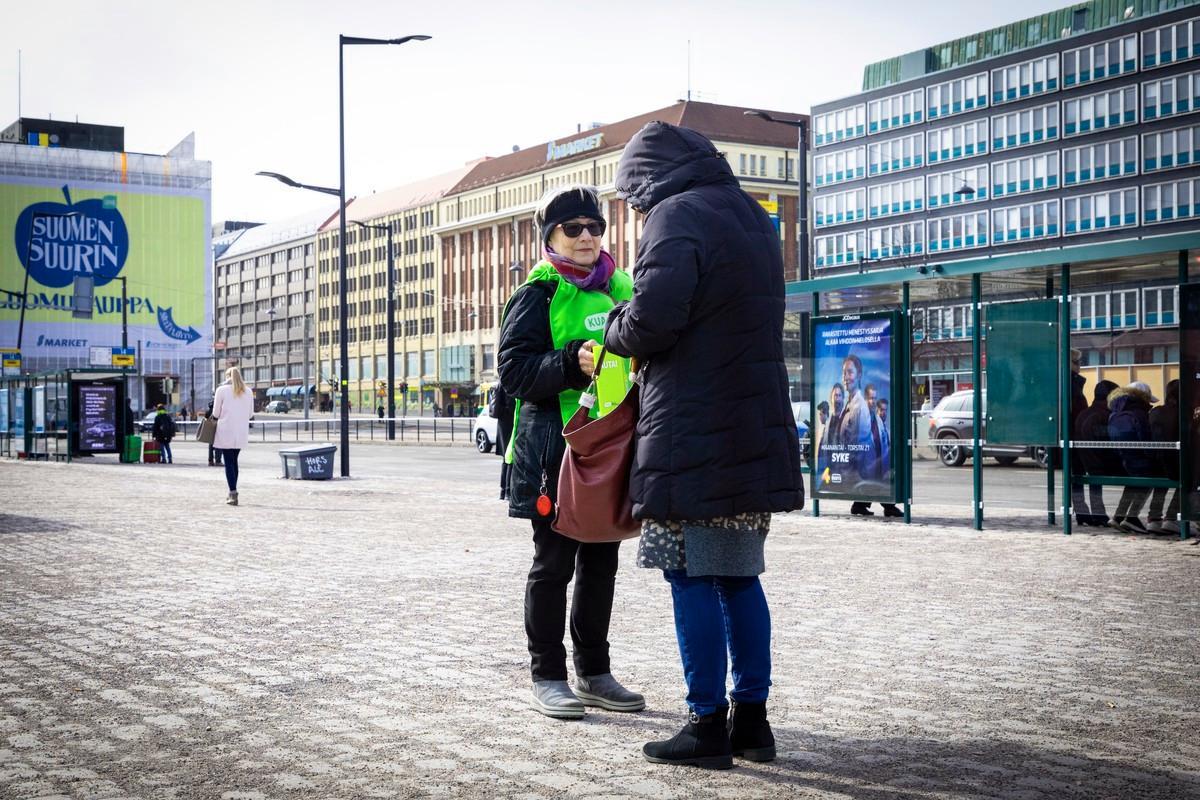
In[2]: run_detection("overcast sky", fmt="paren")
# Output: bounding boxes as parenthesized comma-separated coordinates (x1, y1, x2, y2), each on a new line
(4, 0, 1061, 223)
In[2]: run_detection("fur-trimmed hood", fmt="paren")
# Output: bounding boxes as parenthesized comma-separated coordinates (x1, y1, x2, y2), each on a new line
(1106, 385, 1153, 409)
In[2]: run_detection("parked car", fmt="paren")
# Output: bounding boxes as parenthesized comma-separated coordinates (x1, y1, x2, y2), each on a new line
(473, 410, 499, 454)
(928, 390, 1047, 467)
(136, 411, 159, 433)
(264, 400, 289, 413)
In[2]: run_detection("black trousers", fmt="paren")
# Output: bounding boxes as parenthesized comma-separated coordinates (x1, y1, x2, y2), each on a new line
(525, 518, 620, 681)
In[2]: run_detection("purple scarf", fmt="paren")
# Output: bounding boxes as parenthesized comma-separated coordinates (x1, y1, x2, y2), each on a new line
(544, 245, 617, 293)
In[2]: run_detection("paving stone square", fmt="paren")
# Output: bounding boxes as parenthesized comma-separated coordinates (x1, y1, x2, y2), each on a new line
(1, 442, 1198, 799)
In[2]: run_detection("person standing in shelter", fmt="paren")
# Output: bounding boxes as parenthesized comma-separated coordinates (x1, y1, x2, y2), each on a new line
(1075, 379, 1120, 527)
(151, 404, 176, 465)
(1107, 381, 1159, 534)
(605, 122, 804, 769)
(212, 366, 254, 506)
(1067, 349, 1094, 526)
(498, 184, 644, 721)
(1147, 379, 1181, 534)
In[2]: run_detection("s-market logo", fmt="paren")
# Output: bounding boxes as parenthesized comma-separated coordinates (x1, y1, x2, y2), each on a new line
(36, 334, 89, 348)
(15, 186, 130, 289)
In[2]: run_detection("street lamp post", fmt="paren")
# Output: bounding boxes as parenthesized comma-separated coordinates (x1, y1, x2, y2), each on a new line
(353, 220, 395, 440)
(266, 306, 277, 398)
(256, 31, 429, 477)
(744, 110, 809, 282)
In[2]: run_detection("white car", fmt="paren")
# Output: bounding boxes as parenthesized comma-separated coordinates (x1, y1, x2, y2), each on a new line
(473, 410, 499, 454)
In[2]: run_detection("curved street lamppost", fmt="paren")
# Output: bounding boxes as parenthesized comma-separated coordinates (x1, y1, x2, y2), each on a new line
(255, 32, 430, 477)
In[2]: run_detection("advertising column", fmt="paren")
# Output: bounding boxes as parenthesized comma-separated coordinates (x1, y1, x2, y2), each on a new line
(812, 312, 899, 503)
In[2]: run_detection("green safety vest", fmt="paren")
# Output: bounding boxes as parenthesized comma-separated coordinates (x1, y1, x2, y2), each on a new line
(503, 261, 633, 463)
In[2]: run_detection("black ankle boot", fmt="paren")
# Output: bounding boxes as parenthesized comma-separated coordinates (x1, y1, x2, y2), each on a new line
(643, 708, 733, 769)
(728, 700, 776, 762)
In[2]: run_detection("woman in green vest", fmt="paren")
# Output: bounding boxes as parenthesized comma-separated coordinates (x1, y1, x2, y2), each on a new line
(497, 184, 644, 720)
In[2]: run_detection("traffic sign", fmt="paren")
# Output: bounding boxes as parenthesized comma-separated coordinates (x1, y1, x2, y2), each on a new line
(1, 350, 20, 376)
(112, 347, 135, 367)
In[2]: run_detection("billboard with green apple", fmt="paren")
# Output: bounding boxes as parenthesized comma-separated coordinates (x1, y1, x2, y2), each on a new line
(0, 178, 210, 364)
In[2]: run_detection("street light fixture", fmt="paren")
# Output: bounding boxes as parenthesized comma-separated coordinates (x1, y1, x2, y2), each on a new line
(352, 219, 396, 440)
(255, 30, 431, 477)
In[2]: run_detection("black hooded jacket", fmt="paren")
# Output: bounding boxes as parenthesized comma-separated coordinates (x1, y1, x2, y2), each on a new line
(604, 122, 804, 521)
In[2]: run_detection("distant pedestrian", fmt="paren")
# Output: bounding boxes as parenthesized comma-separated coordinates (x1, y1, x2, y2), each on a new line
(204, 400, 222, 467)
(377, 404, 385, 420)
(1108, 381, 1158, 534)
(1067, 350, 1093, 525)
(151, 404, 176, 464)
(606, 123, 804, 768)
(1147, 380, 1180, 534)
(212, 366, 254, 506)
(1075, 379, 1120, 526)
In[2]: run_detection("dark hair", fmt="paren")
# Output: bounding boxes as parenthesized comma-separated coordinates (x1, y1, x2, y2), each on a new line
(864, 383, 878, 396)
(817, 401, 829, 413)
(842, 354, 863, 376)
(1093, 379, 1118, 401)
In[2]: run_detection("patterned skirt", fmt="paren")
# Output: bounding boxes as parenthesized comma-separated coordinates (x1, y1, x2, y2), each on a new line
(637, 512, 771, 577)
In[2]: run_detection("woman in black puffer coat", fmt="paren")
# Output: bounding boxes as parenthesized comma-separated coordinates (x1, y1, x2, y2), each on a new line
(605, 121, 803, 769)
(1074, 379, 1119, 526)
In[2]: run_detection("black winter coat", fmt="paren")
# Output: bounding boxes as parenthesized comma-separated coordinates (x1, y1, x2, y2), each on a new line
(1148, 399, 1180, 480)
(497, 280, 591, 519)
(151, 412, 176, 443)
(1075, 397, 1122, 476)
(1107, 386, 1158, 476)
(605, 121, 804, 521)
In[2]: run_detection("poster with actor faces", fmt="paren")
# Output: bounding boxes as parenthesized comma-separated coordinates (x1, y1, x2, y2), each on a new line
(813, 313, 898, 502)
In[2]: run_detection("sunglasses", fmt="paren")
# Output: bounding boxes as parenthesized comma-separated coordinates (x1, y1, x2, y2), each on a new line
(559, 220, 606, 238)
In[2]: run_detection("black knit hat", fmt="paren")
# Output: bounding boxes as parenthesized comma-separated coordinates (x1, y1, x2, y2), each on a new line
(536, 185, 604, 244)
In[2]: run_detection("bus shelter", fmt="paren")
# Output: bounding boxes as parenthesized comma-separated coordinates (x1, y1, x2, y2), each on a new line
(0, 368, 134, 462)
(790, 233, 1197, 538)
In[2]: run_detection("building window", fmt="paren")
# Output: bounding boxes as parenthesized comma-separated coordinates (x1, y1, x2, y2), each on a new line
(1063, 34, 1137, 88)
(990, 152, 1060, 199)
(867, 221, 923, 260)
(1062, 137, 1136, 186)
(926, 72, 988, 120)
(1143, 286, 1179, 327)
(421, 349, 435, 376)
(868, 176, 925, 219)
(928, 164, 990, 207)
(814, 188, 866, 228)
(1064, 86, 1137, 135)
(991, 199, 1060, 243)
(738, 153, 747, 174)
(814, 146, 865, 187)
(926, 119, 988, 165)
(1142, 70, 1200, 122)
(1144, 124, 1200, 172)
(1143, 176, 1200, 224)
(1063, 188, 1138, 234)
(991, 54, 1058, 104)
(813, 104, 866, 146)
(482, 344, 495, 372)
(868, 88, 924, 134)
(1142, 17, 1200, 70)
(867, 132, 924, 176)
(814, 230, 865, 268)
(927, 210, 988, 254)
(991, 102, 1059, 151)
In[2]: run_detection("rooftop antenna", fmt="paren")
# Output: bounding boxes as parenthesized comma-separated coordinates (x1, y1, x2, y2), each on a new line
(17, 50, 21, 120)
(687, 40, 692, 101)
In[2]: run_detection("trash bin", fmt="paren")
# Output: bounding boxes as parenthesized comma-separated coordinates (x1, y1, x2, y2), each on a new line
(121, 434, 142, 463)
(278, 443, 336, 480)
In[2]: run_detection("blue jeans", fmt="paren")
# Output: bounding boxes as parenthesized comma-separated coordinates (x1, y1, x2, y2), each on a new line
(160, 440, 173, 463)
(664, 570, 772, 716)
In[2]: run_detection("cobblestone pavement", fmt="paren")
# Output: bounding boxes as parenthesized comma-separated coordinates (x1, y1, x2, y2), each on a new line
(1, 443, 1198, 799)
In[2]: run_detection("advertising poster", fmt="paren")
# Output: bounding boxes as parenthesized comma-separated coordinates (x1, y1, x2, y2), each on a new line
(0, 179, 211, 368)
(813, 312, 898, 502)
(78, 384, 118, 453)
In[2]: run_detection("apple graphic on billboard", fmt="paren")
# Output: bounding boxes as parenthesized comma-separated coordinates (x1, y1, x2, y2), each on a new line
(14, 185, 129, 289)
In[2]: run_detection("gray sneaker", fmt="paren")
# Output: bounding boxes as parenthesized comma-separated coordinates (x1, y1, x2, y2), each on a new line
(531, 680, 585, 719)
(575, 673, 646, 712)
